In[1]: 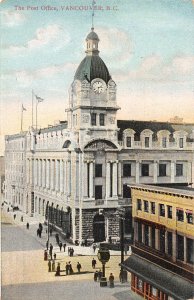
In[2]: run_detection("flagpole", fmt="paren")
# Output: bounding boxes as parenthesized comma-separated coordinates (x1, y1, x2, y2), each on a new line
(21, 105, 23, 132)
(36, 98, 38, 130)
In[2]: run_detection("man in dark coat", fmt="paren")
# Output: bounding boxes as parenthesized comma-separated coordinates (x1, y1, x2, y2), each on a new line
(65, 262, 69, 275)
(92, 258, 96, 269)
(77, 262, 82, 273)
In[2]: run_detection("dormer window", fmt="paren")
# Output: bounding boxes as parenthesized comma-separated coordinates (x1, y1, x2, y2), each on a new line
(179, 138, 184, 148)
(145, 137, 149, 148)
(126, 137, 131, 148)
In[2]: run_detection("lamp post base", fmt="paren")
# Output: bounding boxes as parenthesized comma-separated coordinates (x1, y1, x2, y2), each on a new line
(100, 277, 107, 287)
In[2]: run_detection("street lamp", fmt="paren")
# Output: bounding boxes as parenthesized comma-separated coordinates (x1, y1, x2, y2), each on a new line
(97, 248, 110, 287)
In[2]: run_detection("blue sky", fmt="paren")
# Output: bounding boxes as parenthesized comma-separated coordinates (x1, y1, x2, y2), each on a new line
(1, 0, 194, 153)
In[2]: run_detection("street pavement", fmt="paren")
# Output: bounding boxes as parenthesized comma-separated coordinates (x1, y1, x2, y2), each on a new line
(1, 204, 141, 300)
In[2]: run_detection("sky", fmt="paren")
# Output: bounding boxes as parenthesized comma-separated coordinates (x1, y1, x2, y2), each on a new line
(1, 0, 194, 154)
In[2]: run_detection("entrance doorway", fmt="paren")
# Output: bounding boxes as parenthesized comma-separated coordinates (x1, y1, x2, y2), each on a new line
(93, 213, 105, 242)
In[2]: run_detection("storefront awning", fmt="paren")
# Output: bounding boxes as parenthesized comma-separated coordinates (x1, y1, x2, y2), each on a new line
(121, 254, 194, 300)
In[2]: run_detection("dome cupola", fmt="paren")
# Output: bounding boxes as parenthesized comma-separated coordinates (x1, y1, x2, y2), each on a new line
(74, 28, 111, 83)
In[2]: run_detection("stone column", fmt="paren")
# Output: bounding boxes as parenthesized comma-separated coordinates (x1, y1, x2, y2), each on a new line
(171, 160, 175, 183)
(55, 160, 59, 191)
(165, 231, 168, 254)
(31, 159, 34, 186)
(83, 162, 88, 197)
(38, 159, 42, 187)
(46, 160, 50, 189)
(118, 161, 122, 196)
(106, 162, 110, 199)
(34, 159, 38, 186)
(60, 160, 64, 193)
(79, 208, 82, 242)
(64, 161, 67, 194)
(149, 226, 152, 247)
(136, 161, 140, 183)
(113, 161, 118, 197)
(43, 159, 46, 188)
(51, 160, 54, 190)
(187, 161, 192, 184)
(67, 161, 71, 195)
(89, 161, 94, 198)
(153, 160, 158, 183)
(172, 231, 177, 261)
(106, 218, 109, 242)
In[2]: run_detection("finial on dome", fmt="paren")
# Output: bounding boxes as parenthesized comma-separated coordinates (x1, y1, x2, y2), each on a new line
(91, 27, 94, 31)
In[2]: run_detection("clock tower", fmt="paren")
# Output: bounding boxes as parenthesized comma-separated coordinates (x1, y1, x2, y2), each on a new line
(66, 27, 120, 149)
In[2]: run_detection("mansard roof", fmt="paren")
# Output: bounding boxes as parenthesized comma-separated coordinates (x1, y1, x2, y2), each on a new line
(117, 120, 194, 141)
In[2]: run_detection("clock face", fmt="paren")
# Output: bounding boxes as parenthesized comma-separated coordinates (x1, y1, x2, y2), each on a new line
(93, 81, 104, 94)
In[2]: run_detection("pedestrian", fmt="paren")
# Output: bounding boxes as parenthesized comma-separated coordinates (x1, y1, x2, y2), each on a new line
(46, 241, 48, 250)
(94, 270, 98, 282)
(66, 262, 69, 275)
(69, 262, 73, 275)
(14, 214, 16, 220)
(109, 236, 112, 244)
(44, 250, 48, 261)
(63, 243, 66, 252)
(21, 216, 23, 222)
(39, 230, 42, 238)
(7, 207, 9, 212)
(55, 233, 59, 244)
(39, 223, 43, 232)
(59, 241, 62, 252)
(49, 243, 53, 260)
(109, 273, 114, 288)
(50, 227, 53, 236)
(98, 269, 103, 281)
(68, 247, 71, 256)
(55, 262, 60, 276)
(54, 253, 56, 260)
(92, 258, 96, 269)
(52, 260, 55, 272)
(77, 262, 82, 273)
(93, 243, 96, 253)
(26, 222, 29, 229)
(48, 260, 51, 272)
(71, 248, 74, 257)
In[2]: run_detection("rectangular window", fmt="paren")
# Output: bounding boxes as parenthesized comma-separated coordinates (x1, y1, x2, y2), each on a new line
(141, 164, 149, 176)
(167, 206, 172, 219)
(123, 164, 131, 177)
(167, 232, 172, 256)
(144, 200, 149, 212)
(145, 225, 149, 246)
(145, 137, 150, 148)
(159, 164, 166, 176)
(179, 137, 184, 148)
(159, 204, 165, 217)
(95, 164, 102, 177)
(151, 202, 155, 214)
(95, 185, 102, 200)
(91, 113, 96, 126)
(176, 164, 183, 176)
(138, 223, 142, 243)
(151, 287, 158, 297)
(99, 113, 105, 126)
(186, 211, 193, 224)
(137, 278, 143, 290)
(177, 234, 184, 261)
(162, 137, 167, 148)
(137, 199, 142, 211)
(152, 227, 155, 248)
(126, 137, 131, 147)
(187, 238, 194, 264)
(160, 230, 165, 253)
(177, 209, 184, 222)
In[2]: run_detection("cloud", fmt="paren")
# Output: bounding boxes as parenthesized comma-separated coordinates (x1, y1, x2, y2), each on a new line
(95, 26, 133, 65)
(113, 54, 194, 83)
(3, 62, 76, 87)
(2, 10, 26, 27)
(7, 24, 70, 54)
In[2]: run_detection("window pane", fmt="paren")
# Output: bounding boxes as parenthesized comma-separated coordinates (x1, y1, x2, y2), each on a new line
(99, 114, 105, 126)
(142, 164, 149, 176)
(179, 138, 184, 148)
(144, 200, 149, 212)
(187, 238, 194, 264)
(137, 199, 142, 210)
(167, 206, 172, 219)
(167, 232, 172, 256)
(176, 164, 183, 176)
(95, 185, 102, 199)
(177, 209, 184, 222)
(145, 137, 149, 148)
(91, 113, 96, 125)
(159, 164, 166, 176)
(159, 204, 165, 217)
(151, 202, 155, 214)
(123, 185, 131, 198)
(177, 234, 184, 261)
(95, 164, 102, 177)
(123, 164, 131, 177)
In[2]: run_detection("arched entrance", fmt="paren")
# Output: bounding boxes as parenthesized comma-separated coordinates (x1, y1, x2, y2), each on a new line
(93, 213, 105, 242)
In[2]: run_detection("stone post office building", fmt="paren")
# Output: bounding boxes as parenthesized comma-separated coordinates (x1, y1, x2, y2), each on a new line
(4, 28, 194, 243)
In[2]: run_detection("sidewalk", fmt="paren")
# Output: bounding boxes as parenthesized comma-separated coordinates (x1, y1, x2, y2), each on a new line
(1, 203, 131, 257)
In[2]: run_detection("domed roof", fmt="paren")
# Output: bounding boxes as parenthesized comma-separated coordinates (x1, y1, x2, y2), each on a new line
(74, 55, 111, 83)
(86, 28, 99, 41)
